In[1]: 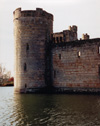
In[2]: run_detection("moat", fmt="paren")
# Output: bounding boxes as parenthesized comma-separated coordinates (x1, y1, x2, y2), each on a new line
(0, 87, 100, 125)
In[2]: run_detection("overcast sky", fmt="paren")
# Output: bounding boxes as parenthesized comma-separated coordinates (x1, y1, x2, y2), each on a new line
(0, 0, 100, 76)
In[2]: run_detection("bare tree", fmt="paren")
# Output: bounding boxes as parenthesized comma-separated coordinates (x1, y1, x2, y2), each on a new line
(0, 64, 11, 85)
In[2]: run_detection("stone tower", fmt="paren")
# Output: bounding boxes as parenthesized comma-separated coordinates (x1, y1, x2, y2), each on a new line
(13, 8, 53, 93)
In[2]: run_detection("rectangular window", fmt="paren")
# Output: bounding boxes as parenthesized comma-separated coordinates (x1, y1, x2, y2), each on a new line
(59, 54, 61, 59)
(26, 43, 29, 51)
(99, 47, 100, 54)
(63, 34, 66, 42)
(53, 37, 55, 43)
(78, 51, 81, 57)
(54, 70, 56, 78)
(56, 37, 59, 43)
(99, 65, 100, 76)
(24, 63, 27, 72)
(60, 37, 62, 42)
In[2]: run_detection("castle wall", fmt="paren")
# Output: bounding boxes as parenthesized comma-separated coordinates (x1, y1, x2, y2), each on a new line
(13, 8, 100, 93)
(13, 8, 53, 93)
(53, 25, 77, 43)
(52, 39, 100, 93)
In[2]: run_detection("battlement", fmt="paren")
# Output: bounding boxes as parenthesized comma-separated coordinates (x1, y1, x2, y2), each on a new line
(14, 8, 100, 94)
(68, 25, 77, 32)
(53, 25, 78, 43)
(52, 38, 100, 48)
(13, 8, 53, 20)
(82, 33, 90, 40)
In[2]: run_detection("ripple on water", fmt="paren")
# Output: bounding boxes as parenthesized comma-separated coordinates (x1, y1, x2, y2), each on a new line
(1, 88, 100, 125)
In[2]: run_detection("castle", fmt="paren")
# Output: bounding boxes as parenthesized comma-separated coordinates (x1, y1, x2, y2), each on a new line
(13, 8, 100, 93)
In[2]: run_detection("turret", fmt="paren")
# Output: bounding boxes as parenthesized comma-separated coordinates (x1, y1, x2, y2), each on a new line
(13, 8, 53, 93)
(82, 33, 90, 40)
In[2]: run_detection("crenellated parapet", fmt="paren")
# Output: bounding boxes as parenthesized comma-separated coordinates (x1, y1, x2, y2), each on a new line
(68, 25, 77, 33)
(13, 8, 53, 21)
(53, 25, 78, 43)
(82, 33, 90, 40)
(14, 7, 100, 94)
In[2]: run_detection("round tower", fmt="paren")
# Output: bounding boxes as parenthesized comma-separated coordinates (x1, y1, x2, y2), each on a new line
(13, 8, 53, 93)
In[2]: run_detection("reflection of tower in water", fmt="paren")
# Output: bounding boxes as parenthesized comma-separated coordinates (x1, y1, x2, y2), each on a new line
(13, 94, 56, 125)
(13, 94, 99, 125)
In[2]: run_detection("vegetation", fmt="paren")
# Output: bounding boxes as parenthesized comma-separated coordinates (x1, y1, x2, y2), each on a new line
(0, 64, 14, 86)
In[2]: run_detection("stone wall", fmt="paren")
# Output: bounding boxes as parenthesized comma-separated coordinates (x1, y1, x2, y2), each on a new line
(53, 25, 77, 43)
(52, 39, 100, 93)
(13, 8, 100, 93)
(13, 8, 53, 93)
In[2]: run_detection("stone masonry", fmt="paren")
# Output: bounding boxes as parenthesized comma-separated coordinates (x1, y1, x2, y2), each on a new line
(53, 25, 77, 43)
(13, 8, 100, 93)
(13, 8, 53, 93)
(52, 39, 100, 93)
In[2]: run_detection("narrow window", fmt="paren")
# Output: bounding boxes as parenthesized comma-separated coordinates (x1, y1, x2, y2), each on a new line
(54, 70, 56, 78)
(26, 43, 29, 51)
(64, 34, 66, 42)
(25, 84, 27, 88)
(60, 37, 62, 42)
(78, 51, 81, 57)
(24, 63, 27, 71)
(99, 46, 100, 54)
(99, 65, 100, 76)
(53, 37, 55, 43)
(56, 37, 59, 43)
(59, 54, 61, 59)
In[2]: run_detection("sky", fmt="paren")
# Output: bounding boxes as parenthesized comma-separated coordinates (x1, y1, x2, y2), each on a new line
(0, 0, 100, 76)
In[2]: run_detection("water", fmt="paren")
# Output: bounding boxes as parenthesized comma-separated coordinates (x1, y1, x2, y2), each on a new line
(0, 87, 100, 126)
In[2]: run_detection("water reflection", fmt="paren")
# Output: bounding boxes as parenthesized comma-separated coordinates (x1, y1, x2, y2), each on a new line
(13, 94, 57, 125)
(13, 93, 100, 126)
(0, 87, 100, 125)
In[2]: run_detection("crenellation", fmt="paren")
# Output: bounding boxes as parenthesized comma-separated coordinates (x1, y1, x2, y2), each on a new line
(13, 8, 21, 20)
(13, 8, 53, 21)
(13, 8, 100, 94)
(82, 33, 90, 40)
(14, 8, 53, 93)
(53, 25, 77, 43)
